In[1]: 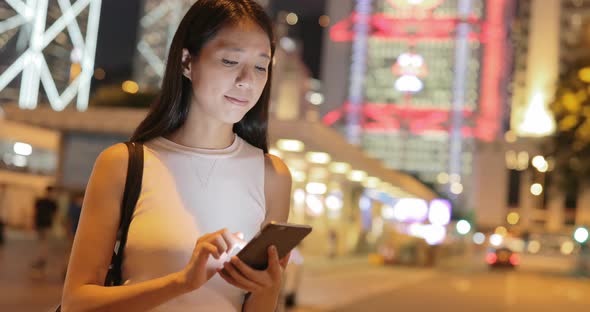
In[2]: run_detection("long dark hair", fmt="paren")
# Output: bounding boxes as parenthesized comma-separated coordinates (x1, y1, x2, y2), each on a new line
(131, 0, 274, 153)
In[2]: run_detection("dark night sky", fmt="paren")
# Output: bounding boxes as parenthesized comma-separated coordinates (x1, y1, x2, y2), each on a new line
(270, 0, 328, 78)
(93, 0, 326, 84)
(94, 0, 141, 84)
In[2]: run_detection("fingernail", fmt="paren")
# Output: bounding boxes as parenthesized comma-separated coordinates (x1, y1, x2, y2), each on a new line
(271, 245, 277, 253)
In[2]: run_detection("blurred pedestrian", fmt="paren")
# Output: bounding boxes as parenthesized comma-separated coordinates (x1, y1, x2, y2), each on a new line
(328, 229, 338, 258)
(31, 185, 58, 275)
(61, 1, 293, 311)
(66, 191, 84, 238)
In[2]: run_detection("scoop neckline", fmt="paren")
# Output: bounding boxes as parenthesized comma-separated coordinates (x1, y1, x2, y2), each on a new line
(152, 134, 242, 158)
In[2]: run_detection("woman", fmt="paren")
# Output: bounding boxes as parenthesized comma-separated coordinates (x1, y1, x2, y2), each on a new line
(61, 0, 292, 311)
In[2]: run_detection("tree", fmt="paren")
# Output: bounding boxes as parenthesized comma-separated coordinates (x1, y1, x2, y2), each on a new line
(548, 60, 590, 191)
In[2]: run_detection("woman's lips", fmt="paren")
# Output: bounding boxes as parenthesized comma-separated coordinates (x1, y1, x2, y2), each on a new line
(224, 95, 249, 106)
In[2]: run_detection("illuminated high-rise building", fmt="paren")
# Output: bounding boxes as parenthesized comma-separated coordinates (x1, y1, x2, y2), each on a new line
(321, 0, 515, 217)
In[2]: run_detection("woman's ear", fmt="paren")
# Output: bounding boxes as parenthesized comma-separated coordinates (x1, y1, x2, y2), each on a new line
(181, 48, 192, 80)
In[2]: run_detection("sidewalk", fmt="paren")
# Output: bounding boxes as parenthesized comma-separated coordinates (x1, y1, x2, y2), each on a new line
(290, 255, 437, 311)
(0, 231, 438, 311)
(0, 230, 68, 312)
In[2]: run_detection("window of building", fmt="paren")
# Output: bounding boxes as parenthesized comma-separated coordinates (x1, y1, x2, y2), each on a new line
(564, 177, 579, 210)
(541, 172, 551, 210)
(507, 169, 521, 207)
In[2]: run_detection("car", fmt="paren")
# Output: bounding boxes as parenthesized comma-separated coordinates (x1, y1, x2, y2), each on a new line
(486, 247, 519, 269)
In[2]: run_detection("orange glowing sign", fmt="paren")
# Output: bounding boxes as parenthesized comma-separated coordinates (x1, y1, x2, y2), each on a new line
(387, 0, 444, 11)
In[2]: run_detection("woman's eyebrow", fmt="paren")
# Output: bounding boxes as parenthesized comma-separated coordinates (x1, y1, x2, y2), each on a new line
(220, 47, 271, 60)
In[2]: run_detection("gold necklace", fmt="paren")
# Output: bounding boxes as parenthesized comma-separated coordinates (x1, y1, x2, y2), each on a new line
(191, 157, 218, 188)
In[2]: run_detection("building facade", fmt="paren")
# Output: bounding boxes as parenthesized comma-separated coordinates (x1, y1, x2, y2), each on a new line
(321, 0, 516, 227)
(479, 0, 590, 235)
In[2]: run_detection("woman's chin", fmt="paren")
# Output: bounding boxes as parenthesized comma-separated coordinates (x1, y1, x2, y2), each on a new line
(222, 113, 249, 125)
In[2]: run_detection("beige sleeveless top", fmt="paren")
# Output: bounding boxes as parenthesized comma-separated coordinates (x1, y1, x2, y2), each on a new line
(122, 134, 266, 311)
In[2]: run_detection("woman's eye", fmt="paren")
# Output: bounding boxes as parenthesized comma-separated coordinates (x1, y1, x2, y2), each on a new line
(255, 66, 267, 72)
(222, 59, 238, 65)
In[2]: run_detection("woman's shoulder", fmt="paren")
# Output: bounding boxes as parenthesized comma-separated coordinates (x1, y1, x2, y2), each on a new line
(263, 153, 291, 186)
(96, 143, 129, 166)
(263, 153, 291, 222)
(92, 143, 130, 183)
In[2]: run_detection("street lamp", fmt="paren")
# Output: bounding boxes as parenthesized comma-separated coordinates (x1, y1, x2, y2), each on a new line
(574, 227, 589, 244)
(456, 220, 471, 235)
(573, 226, 589, 277)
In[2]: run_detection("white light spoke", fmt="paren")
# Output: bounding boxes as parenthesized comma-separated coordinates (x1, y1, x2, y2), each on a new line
(39, 58, 63, 111)
(0, 53, 26, 91)
(6, 0, 31, 18)
(134, 0, 193, 89)
(1, 0, 102, 111)
(137, 40, 165, 76)
(0, 15, 28, 35)
(57, 0, 86, 49)
(140, 3, 170, 28)
(42, 0, 91, 49)
(61, 76, 81, 108)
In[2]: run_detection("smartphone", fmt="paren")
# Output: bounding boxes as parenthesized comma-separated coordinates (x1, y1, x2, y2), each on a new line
(230, 222, 312, 270)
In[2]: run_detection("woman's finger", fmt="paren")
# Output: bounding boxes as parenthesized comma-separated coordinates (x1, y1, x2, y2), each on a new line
(218, 268, 244, 290)
(233, 232, 245, 241)
(210, 234, 229, 254)
(229, 256, 266, 285)
(199, 242, 220, 261)
(221, 230, 242, 250)
(222, 262, 262, 292)
(266, 245, 281, 277)
(279, 251, 291, 269)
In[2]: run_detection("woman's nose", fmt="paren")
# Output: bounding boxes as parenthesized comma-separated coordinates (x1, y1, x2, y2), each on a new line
(235, 68, 254, 89)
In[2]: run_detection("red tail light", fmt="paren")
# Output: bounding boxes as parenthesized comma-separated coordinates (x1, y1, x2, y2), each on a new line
(509, 254, 520, 266)
(486, 252, 497, 264)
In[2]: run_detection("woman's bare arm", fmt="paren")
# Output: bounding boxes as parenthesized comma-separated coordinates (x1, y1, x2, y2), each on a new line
(242, 153, 292, 312)
(61, 144, 189, 312)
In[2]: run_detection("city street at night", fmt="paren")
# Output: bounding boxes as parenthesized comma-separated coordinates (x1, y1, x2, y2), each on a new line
(312, 267, 590, 312)
(2, 231, 589, 312)
(3, 0, 590, 311)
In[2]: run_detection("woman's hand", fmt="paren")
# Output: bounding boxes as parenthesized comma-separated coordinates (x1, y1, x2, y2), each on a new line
(179, 228, 241, 292)
(218, 245, 291, 296)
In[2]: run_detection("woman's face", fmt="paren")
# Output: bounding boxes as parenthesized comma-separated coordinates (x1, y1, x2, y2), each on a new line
(183, 20, 271, 125)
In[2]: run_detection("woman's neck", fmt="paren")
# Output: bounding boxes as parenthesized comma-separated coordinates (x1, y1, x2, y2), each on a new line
(165, 117, 235, 150)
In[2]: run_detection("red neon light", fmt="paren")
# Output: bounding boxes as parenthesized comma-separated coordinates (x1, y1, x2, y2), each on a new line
(330, 13, 482, 42)
(477, 0, 507, 141)
(322, 103, 478, 138)
(363, 104, 476, 136)
(322, 110, 343, 126)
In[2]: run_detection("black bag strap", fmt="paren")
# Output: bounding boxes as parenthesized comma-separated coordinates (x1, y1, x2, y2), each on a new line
(104, 142, 144, 286)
